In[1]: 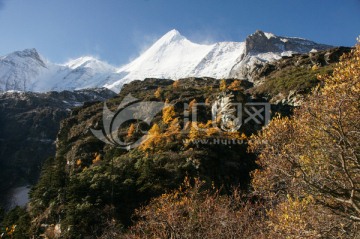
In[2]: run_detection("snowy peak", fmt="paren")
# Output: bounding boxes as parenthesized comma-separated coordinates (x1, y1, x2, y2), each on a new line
(11, 48, 41, 59)
(159, 29, 186, 43)
(0, 48, 50, 91)
(65, 56, 115, 72)
(139, 29, 193, 56)
(65, 56, 100, 69)
(114, 29, 214, 83)
(1, 48, 46, 67)
(139, 29, 188, 57)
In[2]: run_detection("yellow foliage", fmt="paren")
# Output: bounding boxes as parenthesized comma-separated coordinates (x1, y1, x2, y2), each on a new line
(165, 118, 181, 141)
(154, 87, 162, 98)
(224, 132, 247, 141)
(162, 105, 176, 124)
(92, 153, 101, 164)
(140, 119, 183, 151)
(186, 120, 246, 144)
(148, 123, 161, 135)
(140, 123, 162, 151)
(187, 122, 207, 142)
(125, 177, 266, 238)
(311, 64, 319, 71)
(172, 80, 180, 89)
(206, 126, 220, 137)
(76, 159, 82, 166)
(227, 80, 241, 91)
(267, 196, 317, 237)
(188, 99, 197, 110)
(219, 79, 226, 91)
(127, 123, 136, 138)
(5, 225, 16, 236)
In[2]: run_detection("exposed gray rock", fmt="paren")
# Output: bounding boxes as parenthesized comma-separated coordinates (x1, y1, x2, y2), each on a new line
(245, 30, 332, 55)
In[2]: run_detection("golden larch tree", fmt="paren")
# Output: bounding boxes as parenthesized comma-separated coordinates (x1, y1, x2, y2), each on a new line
(140, 123, 162, 151)
(154, 87, 162, 98)
(219, 79, 227, 91)
(227, 80, 241, 91)
(162, 105, 176, 124)
(172, 80, 180, 89)
(127, 123, 136, 138)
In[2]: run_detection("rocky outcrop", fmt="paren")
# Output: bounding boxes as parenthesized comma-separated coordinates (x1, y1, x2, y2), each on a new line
(248, 47, 352, 105)
(253, 46, 352, 80)
(245, 30, 332, 55)
(229, 31, 334, 81)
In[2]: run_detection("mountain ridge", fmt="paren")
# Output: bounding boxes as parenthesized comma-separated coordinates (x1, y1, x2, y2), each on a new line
(0, 30, 334, 93)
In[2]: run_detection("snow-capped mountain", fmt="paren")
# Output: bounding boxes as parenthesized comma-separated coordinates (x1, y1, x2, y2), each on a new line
(0, 49, 123, 92)
(0, 30, 332, 93)
(105, 29, 332, 91)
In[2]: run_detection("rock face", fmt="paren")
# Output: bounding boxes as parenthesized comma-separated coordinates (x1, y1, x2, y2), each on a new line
(0, 88, 116, 209)
(228, 31, 334, 81)
(245, 30, 331, 55)
(253, 47, 352, 81)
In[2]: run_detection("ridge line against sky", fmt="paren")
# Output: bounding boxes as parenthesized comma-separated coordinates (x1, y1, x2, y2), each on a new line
(0, 0, 359, 66)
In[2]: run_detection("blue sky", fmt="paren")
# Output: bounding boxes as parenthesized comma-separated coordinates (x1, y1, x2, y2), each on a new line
(0, 0, 359, 66)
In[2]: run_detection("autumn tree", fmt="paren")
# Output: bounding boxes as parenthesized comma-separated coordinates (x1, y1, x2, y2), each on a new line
(187, 121, 207, 144)
(219, 79, 227, 91)
(92, 152, 101, 164)
(249, 40, 360, 237)
(154, 87, 162, 98)
(162, 105, 176, 124)
(127, 123, 136, 138)
(265, 195, 341, 238)
(185, 117, 247, 147)
(228, 80, 241, 91)
(140, 123, 163, 152)
(124, 178, 267, 239)
(164, 118, 181, 142)
(172, 80, 180, 89)
(188, 98, 197, 110)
